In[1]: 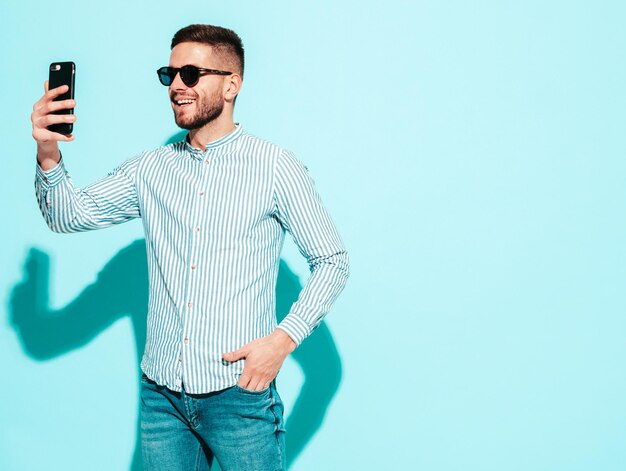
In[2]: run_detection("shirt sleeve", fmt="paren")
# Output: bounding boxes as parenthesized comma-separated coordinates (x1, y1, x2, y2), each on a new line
(273, 150, 349, 346)
(34, 153, 142, 233)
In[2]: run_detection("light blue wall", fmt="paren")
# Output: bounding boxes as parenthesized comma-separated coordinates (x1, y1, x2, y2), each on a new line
(2, 1, 626, 469)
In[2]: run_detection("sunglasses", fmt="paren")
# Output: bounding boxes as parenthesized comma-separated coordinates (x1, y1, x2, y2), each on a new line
(156, 65, 233, 87)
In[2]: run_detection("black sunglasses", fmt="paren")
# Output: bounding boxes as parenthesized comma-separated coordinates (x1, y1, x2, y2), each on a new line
(156, 65, 232, 87)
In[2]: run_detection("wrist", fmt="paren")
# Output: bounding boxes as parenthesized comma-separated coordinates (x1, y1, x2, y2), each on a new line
(272, 329, 297, 354)
(37, 143, 61, 170)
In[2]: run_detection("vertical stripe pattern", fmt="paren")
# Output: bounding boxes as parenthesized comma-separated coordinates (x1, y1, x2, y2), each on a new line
(34, 124, 349, 393)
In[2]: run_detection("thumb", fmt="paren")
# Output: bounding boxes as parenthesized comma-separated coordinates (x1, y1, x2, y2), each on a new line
(222, 346, 248, 362)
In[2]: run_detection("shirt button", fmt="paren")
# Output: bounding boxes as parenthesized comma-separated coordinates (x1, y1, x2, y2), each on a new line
(199, 191, 204, 196)
(188, 302, 193, 308)
(195, 226, 200, 232)
(191, 264, 197, 270)
(184, 338, 189, 345)
(204, 160, 209, 165)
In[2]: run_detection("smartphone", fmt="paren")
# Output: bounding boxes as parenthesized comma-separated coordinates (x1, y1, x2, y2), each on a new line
(48, 61, 75, 135)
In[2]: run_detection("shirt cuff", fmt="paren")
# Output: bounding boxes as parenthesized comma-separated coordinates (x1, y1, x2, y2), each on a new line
(35, 156, 66, 190)
(276, 313, 312, 347)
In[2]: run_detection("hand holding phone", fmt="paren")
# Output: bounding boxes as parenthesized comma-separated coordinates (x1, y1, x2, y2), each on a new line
(31, 62, 77, 170)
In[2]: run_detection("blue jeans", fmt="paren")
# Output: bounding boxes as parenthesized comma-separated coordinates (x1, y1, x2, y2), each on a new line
(140, 374, 286, 471)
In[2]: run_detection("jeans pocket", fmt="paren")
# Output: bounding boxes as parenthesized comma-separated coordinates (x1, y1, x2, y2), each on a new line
(234, 384, 270, 395)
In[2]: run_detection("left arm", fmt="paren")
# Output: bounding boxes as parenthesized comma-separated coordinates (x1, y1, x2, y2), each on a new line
(272, 150, 350, 345)
(222, 150, 349, 390)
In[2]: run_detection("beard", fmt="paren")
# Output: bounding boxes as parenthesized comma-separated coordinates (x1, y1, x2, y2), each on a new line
(173, 89, 224, 130)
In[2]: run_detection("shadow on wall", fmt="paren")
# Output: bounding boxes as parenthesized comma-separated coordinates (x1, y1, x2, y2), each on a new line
(9, 242, 342, 470)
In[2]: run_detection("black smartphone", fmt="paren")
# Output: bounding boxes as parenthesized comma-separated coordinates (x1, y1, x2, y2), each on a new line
(48, 61, 75, 135)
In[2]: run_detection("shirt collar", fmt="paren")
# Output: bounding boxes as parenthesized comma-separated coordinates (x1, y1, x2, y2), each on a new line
(183, 123, 243, 158)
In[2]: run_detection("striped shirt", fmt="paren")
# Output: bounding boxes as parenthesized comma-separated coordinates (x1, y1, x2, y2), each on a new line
(34, 124, 349, 393)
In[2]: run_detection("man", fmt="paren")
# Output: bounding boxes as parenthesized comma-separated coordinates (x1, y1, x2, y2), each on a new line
(31, 24, 349, 470)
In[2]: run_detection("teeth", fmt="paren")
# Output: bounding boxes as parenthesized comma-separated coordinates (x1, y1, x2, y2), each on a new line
(176, 99, 195, 105)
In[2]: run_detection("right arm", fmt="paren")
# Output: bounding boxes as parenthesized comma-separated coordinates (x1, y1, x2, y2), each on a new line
(32, 81, 141, 233)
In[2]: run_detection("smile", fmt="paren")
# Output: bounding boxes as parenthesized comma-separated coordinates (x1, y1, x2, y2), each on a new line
(173, 98, 196, 107)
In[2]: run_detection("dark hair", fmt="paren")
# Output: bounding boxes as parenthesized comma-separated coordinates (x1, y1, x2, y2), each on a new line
(171, 24, 245, 79)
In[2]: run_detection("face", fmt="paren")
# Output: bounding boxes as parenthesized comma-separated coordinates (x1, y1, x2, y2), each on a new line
(168, 42, 228, 130)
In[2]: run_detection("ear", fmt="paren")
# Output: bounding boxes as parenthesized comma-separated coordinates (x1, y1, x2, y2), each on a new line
(223, 73, 243, 103)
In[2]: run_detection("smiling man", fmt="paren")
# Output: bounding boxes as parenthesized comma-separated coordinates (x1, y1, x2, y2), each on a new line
(31, 24, 349, 471)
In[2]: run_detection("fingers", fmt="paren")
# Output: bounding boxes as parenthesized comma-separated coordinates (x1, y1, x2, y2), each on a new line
(47, 84, 69, 100)
(46, 99, 76, 114)
(32, 114, 76, 140)
(36, 113, 77, 127)
(34, 97, 75, 115)
(238, 377, 271, 391)
(237, 365, 273, 391)
(248, 378, 271, 391)
(31, 80, 76, 145)
(34, 84, 69, 110)
(237, 365, 271, 391)
(53, 133, 75, 142)
(238, 371, 252, 389)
